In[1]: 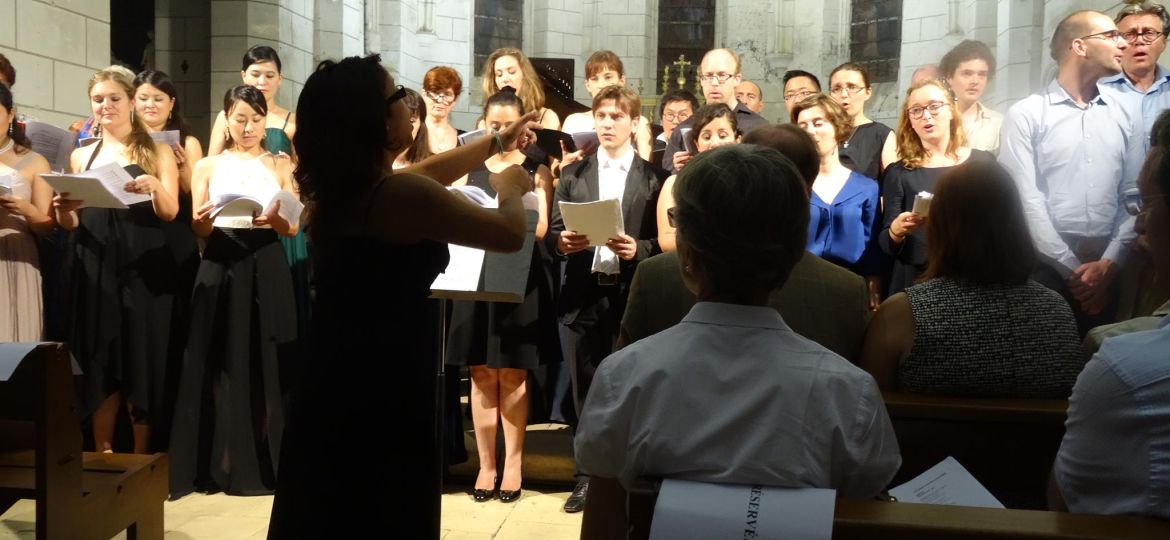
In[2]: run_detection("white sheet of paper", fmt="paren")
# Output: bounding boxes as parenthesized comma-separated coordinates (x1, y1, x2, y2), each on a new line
(0, 343, 42, 381)
(912, 191, 934, 216)
(889, 456, 1004, 509)
(149, 130, 182, 146)
(430, 243, 486, 292)
(0, 174, 13, 196)
(449, 185, 497, 208)
(42, 163, 148, 209)
(24, 121, 76, 172)
(559, 199, 624, 247)
(269, 190, 305, 227)
(649, 480, 835, 540)
(458, 129, 488, 146)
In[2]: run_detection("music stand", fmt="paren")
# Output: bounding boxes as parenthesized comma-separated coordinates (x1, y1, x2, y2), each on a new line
(427, 210, 538, 536)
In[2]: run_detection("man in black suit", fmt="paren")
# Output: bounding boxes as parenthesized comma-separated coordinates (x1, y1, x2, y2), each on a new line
(549, 84, 667, 513)
(661, 48, 769, 172)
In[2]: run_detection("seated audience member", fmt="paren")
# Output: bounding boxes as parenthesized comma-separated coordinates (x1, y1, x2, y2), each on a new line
(782, 69, 820, 117)
(618, 125, 871, 363)
(576, 145, 900, 538)
(657, 103, 740, 252)
(652, 89, 698, 162)
(1051, 117, 1170, 518)
(735, 80, 765, 114)
(561, 50, 654, 161)
(792, 94, 882, 309)
(881, 79, 994, 296)
(861, 159, 1083, 397)
(940, 39, 1003, 153)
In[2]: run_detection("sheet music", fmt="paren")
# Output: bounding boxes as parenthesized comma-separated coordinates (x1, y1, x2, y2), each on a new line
(24, 121, 76, 172)
(571, 131, 600, 155)
(679, 127, 696, 154)
(431, 243, 486, 293)
(889, 456, 1004, 509)
(149, 130, 182, 146)
(41, 162, 148, 209)
(270, 190, 305, 227)
(649, 480, 835, 540)
(212, 186, 303, 227)
(0, 174, 13, 196)
(458, 129, 488, 146)
(558, 199, 624, 247)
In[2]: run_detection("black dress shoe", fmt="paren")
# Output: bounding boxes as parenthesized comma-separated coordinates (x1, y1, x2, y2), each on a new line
(499, 488, 522, 503)
(473, 488, 495, 502)
(563, 479, 589, 513)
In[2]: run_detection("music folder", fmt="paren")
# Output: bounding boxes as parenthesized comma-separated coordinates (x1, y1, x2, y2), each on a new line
(429, 209, 538, 303)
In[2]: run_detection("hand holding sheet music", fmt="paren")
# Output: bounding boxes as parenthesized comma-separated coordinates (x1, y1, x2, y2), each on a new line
(41, 163, 150, 209)
(558, 199, 624, 247)
(211, 187, 304, 227)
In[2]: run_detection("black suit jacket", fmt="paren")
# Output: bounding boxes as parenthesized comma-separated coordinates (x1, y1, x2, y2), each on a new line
(548, 153, 667, 325)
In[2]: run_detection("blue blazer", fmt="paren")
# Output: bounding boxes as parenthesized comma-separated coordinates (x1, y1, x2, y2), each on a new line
(807, 171, 881, 275)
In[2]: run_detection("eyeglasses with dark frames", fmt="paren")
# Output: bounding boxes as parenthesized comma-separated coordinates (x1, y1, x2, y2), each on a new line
(386, 85, 408, 106)
(1121, 29, 1165, 44)
(1078, 29, 1126, 43)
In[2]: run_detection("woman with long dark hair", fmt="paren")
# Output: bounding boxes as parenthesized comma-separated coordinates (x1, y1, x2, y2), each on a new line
(267, 54, 539, 537)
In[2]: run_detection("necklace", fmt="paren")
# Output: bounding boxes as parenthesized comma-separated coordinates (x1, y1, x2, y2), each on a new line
(0, 138, 13, 155)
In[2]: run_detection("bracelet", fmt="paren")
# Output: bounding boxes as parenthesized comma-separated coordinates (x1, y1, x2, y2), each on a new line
(890, 229, 906, 241)
(492, 132, 505, 156)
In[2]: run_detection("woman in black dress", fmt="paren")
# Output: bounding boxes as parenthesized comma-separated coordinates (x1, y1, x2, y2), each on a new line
(53, 68, 181, 454)
(880, 79, 994, 295)
(169, 85, 299, 498)
(829, 62, 897, 184)
(267, 54, 539, 538)
(446, 87, 556, 503)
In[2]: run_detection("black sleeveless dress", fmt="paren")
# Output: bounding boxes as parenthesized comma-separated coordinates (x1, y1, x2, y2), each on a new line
(67, 143, 183, 442)
(444, 161, 558, 370)
(268, 177, 450, 537)
(839, 121, 893, 185)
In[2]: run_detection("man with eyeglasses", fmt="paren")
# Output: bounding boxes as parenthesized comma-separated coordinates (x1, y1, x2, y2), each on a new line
(999, 10, 1146, 334)
(1101, 2, 1170, 152)
(660, 48, 767, 172)
(782, 70, 820, 117)
(652, 89, 699, 166)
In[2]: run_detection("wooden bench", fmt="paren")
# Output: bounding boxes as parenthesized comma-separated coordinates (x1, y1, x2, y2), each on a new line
(882, 391, 1069, 509)
(0, 343, 168, 540)
(624, 482, 1170, 539)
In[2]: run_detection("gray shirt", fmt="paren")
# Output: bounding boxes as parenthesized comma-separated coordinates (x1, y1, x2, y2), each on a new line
(999, 79, 1143, 277)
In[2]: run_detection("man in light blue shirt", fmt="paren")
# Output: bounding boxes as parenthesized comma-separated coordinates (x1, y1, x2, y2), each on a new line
(1000, 10, 1145, 332)
(1100, 2, 1170, 153)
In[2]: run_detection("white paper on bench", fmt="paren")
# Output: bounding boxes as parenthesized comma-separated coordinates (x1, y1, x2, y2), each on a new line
(889, 456, 1004, 509)
(649, 479, 835, 540)
(558, 199, 624, 247)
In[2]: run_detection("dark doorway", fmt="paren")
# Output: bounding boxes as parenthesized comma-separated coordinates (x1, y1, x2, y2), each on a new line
(111, 0, 155, 70)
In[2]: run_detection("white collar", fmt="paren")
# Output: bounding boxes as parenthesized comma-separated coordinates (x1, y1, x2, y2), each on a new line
(600, 145, 636, 172)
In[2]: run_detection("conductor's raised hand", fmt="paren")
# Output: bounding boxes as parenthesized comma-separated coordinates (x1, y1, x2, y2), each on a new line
(498, 110, 541, 152)
(558, 230, 590, 255)
(490, 164, 534, 196)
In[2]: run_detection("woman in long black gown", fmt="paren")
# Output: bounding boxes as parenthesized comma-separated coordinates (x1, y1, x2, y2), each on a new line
(267, 54, 539, 538)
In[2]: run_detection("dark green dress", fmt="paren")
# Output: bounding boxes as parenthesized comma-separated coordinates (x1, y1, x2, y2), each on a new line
(265, 114, 311, 345)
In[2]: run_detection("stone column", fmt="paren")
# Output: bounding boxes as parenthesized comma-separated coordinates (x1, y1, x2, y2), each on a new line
(156, 0, 213, 142)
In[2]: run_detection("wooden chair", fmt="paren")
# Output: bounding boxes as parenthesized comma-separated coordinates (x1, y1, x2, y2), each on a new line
(0, 343, 168, 540)
(625, 480, 1170, 539)
(882, 391, 1069, 509)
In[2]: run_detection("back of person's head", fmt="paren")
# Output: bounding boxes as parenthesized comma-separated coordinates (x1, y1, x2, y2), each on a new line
(741, 124, 819, 189)
(222, 85, 269, 150)
(242, 45, 283, 72)
(783, 70, 821, 91)
(0, 84, 31, 153)
(484, 85, 526, 115)
(790, 93, 854, 143)
(399, 88, 432, 165)
(294, 54, 391, 230)
(133, 69, 192, 139)
(585, 50, 624, 78)
(592, 85, 640, 118)
(0, 53, 14, 87)
(423, 66, 463, 96)
(658, 89, 699, 120)
(922, 159, 1036, 285)
(672, 145, 809, 299)
(1050, 10, 1100, 62)
(1151, 110, 1170, 211)
(939, 39, 997, 79)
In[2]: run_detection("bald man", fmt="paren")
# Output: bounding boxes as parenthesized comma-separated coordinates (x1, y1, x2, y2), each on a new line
(999, 10, 1145, 333)
(735, 80, 765, 114)
(910, 64, 939, 85)
(660, 48, 768, 172)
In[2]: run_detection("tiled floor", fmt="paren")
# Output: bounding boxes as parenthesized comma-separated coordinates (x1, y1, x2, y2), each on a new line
(0, 485, 581, 539)
(0, 424, 582, 539)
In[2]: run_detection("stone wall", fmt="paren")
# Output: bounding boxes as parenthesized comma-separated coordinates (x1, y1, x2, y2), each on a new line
(155, 0, 212, 142)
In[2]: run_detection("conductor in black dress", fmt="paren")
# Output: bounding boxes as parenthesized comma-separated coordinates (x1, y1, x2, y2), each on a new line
(549, 85, 667, 512)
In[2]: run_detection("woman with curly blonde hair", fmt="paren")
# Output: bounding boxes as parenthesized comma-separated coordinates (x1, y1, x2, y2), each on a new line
(481, 47, 560, 130)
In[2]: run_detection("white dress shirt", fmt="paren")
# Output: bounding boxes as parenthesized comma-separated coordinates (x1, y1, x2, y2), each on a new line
(591, 146, 636, 275)
(575, 302, 901, 498)
(1055, 316, 1170, 519)
(963, 102, 1003, 154)
(999, 79, 1144, 277)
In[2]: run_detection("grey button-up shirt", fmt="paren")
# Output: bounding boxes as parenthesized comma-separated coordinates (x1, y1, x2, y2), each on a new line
(1100, 65, 1170, 152)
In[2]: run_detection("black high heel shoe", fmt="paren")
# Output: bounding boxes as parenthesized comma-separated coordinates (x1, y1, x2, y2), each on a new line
(473, 477, 496, 502)
(498, 487, 522, 503)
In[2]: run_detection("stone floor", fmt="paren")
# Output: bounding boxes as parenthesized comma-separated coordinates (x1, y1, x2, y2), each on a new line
(0, 424, 583, 539)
